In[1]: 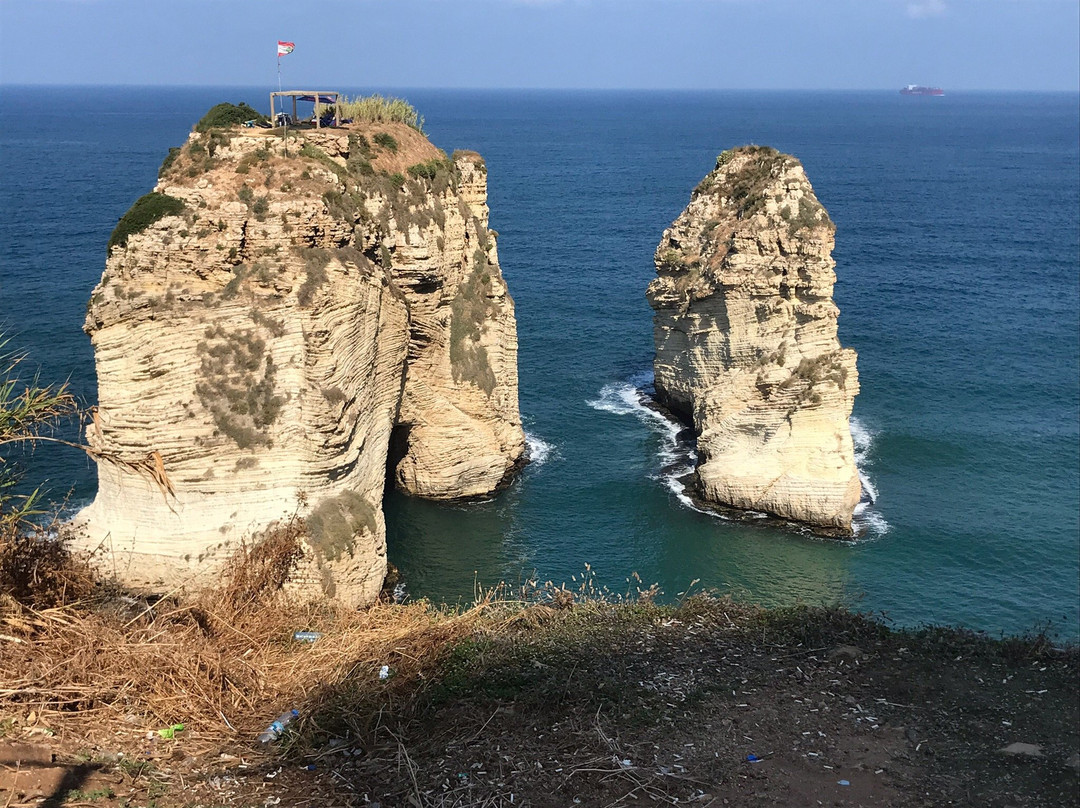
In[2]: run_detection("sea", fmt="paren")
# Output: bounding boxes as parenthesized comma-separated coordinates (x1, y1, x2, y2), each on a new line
(1, 87, 1077, 639)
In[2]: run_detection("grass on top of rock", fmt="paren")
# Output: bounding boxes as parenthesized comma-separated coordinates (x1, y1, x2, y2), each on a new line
(236, 146, 273, 175)
(333, 94, 424, 132)
(158, 146, 182, 178)
(697, 145, 801, 221)
(771, 350, 850, 406)
(107, 192, 187, 253)
(452, 149, 487, 174)
(656, 248, 688, 272)
(373, 132, 399, 153)
(298, 142, 348, 182)
(296, 248, 331, 307)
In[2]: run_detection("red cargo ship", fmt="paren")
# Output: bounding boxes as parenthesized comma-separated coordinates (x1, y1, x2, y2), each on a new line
(901, 85, 945, 96)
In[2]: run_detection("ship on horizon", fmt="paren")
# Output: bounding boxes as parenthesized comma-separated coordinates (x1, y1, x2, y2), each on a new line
(901, 84, 944, 96)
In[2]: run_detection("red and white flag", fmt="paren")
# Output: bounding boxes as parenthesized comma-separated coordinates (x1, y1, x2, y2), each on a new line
(277, 41, 295, 57)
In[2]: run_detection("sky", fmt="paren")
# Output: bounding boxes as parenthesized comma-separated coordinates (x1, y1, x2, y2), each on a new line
(0, 0, 1077, 90)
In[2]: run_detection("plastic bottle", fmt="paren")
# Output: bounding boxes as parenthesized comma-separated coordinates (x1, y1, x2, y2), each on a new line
(258, 709, 299, 743)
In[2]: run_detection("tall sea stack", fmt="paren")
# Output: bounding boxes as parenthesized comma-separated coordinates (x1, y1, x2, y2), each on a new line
(647, 146, 860, 532)
(76, 111, 525, 604)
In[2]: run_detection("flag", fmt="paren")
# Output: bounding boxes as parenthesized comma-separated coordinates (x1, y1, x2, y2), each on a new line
(277, 41, 295, 57)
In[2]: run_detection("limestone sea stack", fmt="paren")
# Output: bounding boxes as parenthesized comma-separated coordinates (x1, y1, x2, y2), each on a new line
(647, 146, 861, 532)
(75, 110, 525, 604)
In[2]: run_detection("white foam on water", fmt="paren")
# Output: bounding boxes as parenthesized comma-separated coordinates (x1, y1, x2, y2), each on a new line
(524, 431, 555, 466)
(855, 508, 891, 537)
(850, 416, 889, 538)
(588, 372, 705, 512)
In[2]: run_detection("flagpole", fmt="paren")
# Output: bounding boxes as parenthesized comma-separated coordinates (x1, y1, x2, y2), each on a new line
(278, 48, 287, 157)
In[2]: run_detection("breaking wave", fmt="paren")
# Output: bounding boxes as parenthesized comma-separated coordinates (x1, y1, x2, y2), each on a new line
(524, 431, 555, 466)
(586, 372, 706, 516)
(850, 417, 890, 537)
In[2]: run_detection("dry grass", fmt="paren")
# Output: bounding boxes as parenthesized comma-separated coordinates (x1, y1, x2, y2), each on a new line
(333, 95, 423, 131)
(0, 520, 96, 609)
(0, 528, 544, 752)
(0, 525, 670, 763)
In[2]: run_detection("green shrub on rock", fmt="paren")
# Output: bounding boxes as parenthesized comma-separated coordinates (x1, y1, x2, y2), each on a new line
(407, 158, 452, 181)
(195, 102, 266, 132)
(159, 147, 182, 178)
(373, 132, 399, 153)
(107, 193, 187, 253)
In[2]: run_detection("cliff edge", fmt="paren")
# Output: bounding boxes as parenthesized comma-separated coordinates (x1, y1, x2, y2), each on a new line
(647, 146, 860, 532)
(75, 107, 525, 604)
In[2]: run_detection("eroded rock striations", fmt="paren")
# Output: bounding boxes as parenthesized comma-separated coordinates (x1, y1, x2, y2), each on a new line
(75, 116, 525, 604)
(647, 146, 860, 532)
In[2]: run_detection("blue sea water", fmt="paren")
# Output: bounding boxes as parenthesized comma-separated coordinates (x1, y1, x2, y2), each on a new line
(1, 87, 1077, 638)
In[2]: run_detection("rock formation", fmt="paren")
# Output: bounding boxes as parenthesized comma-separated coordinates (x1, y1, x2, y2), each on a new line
(647, 146, 860, 532)
(75, 114, 525, 604)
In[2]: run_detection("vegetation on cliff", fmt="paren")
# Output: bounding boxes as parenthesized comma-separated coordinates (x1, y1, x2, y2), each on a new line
(194, 101, 266, 132)
(305, 489, 379, 563)
(694, 145, 832, 232)
(334, 94, 424, 132)
(449, 249, 499, 394)
(106, 192, 186, 253)
(194, 325, 283, 449)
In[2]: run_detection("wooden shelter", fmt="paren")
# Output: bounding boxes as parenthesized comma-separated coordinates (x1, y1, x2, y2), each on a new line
(269, 91, 341, 128)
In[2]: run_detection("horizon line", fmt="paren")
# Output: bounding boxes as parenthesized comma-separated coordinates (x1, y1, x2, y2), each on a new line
(2, 83, 1078, 94)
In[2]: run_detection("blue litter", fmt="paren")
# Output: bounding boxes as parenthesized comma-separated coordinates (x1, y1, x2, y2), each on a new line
(746, 754, 761, 762)
(838, 779, 851, 786)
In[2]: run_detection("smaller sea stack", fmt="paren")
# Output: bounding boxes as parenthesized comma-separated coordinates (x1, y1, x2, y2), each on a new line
(647, 146, 861, 532)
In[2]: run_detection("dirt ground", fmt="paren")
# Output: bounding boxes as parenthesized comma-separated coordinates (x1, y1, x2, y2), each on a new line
(2, 600, 1077, 808)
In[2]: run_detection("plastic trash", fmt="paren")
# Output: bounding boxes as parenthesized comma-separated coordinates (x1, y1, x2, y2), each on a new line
(746, 754, 761, 763)
(838, 780, 851, 786)
(258, 709, 299, 743)
(157, 723, 185, 739)
(378, 665, 390, 680)
(292, 631, 323, 643)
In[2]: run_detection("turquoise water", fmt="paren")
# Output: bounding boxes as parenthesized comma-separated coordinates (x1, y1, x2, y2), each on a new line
(1, 88, 1077, 638)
